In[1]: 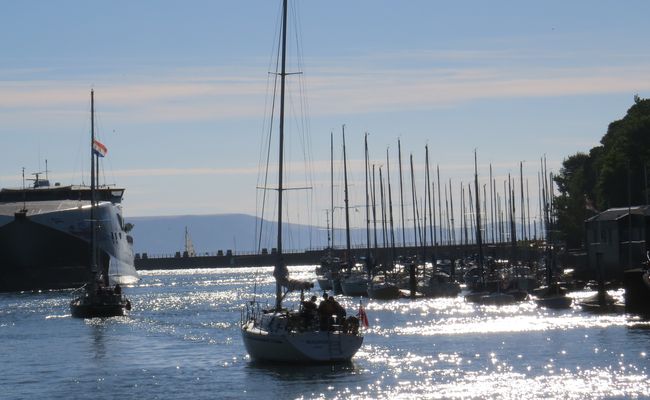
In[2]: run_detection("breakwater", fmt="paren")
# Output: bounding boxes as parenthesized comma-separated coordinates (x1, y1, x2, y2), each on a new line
(134, 242, 574, 270)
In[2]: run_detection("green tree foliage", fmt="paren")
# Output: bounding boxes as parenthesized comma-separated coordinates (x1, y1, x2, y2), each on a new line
(554, 96, 650, 248)
(554, 152, 598, 248)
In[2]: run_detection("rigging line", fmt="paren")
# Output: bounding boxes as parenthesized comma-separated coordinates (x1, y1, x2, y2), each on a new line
(75, 94, 93, 187)
(255, 1, 283, 252)
(288, 2, 315, 241)
(254, 65, 274, 252)
(94, 106, 105, 188)
(292, 3, 313, 174)
(93, 106, 114, 188)
(256, 14, 283, 254)
(286, 90, 315, 230)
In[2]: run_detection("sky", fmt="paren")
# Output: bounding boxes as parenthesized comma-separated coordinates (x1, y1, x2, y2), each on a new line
(2, 0, 650, 233)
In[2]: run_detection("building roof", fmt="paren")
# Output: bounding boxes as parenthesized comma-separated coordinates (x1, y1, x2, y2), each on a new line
(586, 205, 650, 223)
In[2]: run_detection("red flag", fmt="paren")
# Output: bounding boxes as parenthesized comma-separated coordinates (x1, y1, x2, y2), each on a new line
(358, 303, 369, 328)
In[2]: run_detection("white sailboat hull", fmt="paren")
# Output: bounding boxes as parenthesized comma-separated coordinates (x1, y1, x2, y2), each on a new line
(316, 277, 333, 291)
(341, 277, 369, 297)
(241, 322, 363, 363)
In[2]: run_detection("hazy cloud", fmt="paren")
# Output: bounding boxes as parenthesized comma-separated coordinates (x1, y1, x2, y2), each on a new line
(2, 52, 649, 124)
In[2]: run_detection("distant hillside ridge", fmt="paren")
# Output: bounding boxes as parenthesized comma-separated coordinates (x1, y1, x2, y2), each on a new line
(125, 213, 524, 256)
(126, 213, 335, 256)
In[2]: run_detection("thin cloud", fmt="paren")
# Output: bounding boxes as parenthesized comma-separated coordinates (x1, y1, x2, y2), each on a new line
(1, 57, 649, 124)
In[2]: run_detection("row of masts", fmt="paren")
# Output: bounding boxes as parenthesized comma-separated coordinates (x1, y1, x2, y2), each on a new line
(325, 129, 557, 255)
(263, 0, 555, 270)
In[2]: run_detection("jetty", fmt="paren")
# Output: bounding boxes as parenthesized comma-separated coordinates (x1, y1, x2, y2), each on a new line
(134, 242, 556, 270)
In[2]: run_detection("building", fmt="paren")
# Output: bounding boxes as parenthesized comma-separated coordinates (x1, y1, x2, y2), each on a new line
(585, 206, 650, 281)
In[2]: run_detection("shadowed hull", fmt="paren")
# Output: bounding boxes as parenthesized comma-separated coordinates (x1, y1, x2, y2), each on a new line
(0, 209, 136, 292)
(241, 324, 363, 363)
(70, 292, 130, 318)
(0, 217, 92, 291)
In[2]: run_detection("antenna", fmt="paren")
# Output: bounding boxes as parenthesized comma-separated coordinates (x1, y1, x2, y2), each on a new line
(21, 167, 27, 212)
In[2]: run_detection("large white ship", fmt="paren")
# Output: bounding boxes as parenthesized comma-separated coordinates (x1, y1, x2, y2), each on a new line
(0, 176, 139, 292)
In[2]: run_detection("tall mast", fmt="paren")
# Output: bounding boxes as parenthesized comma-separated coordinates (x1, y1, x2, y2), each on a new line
(372, 164, 378, 249)
(408, 153, 419, 300)
(274, 0, 288, 310)
(444, 185, 450, 244)
(489, 164, 494, 243)
(379, 166, 387, 249)
(386, 148, 396, 260)
(342, 125, 352, 265)
(467, 184, 474, 243)
(330, 132, 334, 248)
(461, 184, 466, 246)
(508, 175, 513, 245)
(90, 89, 97, 279)
(483, 184, 487, 245)
(409, 154, 418, 250)
(474, 151, 484, 283)
(449, 179, 455, 245)
(398, 139, 406, 246)
(437, 165, 443, 245)
(492, 183, 496, 243)
(365, 133, 371, 259)
(425, 145, 434, 251)
(503, 179, 508, 243)
(520, 161, 525, 241)
(537, 169, 543, 241)
(526, 179, 531, 243)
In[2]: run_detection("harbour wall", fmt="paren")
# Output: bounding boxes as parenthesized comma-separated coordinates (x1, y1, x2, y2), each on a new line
(134, 242, 578, 271)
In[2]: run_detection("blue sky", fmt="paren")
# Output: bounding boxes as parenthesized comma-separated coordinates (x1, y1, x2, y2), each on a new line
(1, 1, 650, 232)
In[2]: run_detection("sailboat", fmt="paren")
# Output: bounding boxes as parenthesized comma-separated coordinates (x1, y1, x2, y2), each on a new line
(534, 167, 572, 310)
(339, 130, 369, 297)
(184, 226, 196, 257)
(70, 90, 131, 319)
(464, 152, 515, 305)
(366, 136, 399, 300)
(240, 0, 363, 363)
(316, 133, 339, 292)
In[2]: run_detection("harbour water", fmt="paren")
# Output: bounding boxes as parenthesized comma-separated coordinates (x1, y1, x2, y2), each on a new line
(1, 266, 649, 399)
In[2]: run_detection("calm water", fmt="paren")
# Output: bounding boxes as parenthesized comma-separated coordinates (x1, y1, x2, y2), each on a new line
(1, 266, 649, 399)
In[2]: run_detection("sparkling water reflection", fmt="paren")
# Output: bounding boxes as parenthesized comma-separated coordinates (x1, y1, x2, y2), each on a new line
(1, 266, 648, 399)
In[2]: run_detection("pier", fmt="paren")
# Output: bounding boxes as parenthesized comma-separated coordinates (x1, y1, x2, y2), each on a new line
(134, 242, 558, 270)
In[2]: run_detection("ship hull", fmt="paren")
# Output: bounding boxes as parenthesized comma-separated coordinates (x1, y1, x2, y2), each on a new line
(0, 216, 91, 291)
(0, 194, 138, 292)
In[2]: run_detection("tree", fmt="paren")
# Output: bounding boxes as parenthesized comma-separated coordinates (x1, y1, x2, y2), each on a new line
(553, 97, 650, 248)
(554, 152, 599, 248)
(597, 99, 650, 208)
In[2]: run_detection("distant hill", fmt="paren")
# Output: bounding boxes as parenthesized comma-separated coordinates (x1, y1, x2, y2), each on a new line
(126, 213, 527, 256)
(126, 214, 336, 256)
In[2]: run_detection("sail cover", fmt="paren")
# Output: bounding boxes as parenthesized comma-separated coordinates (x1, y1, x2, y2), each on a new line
(274, 262, 313, 291)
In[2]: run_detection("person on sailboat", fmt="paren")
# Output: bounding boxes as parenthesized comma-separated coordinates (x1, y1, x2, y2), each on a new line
(328, 295, 346, 322)
(302, 295, 318, 312)
(318, 292, 334, 330)
(300, 295, 318, 330)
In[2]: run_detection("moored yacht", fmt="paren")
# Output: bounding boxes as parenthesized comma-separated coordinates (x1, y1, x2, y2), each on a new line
(240, 0, 364, 363)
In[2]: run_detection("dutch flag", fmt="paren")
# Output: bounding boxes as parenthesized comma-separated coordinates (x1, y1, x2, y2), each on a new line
(93, 139, 108, 157)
